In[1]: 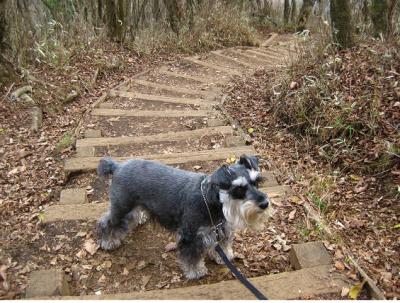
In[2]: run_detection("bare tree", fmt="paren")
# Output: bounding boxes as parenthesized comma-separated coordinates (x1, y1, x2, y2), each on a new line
(290, 0, 297, 23)
(331, 0, 354, 49)
(284, 0, 290, 25)
(371, 0, 389, 37)
(387, 0, 398, 36)
(297, 0, 316, 31)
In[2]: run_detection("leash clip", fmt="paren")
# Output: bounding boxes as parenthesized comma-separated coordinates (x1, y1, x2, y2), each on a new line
(211, 221, 225, 243)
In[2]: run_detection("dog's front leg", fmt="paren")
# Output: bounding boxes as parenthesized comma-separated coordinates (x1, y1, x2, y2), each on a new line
(177, 229, 207, 280)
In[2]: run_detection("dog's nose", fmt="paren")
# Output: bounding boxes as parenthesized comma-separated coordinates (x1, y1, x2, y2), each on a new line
(259, 201, 269, 209)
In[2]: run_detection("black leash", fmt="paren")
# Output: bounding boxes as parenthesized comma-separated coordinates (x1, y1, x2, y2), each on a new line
(215, 244, 268, 300)
(200, 177, 268, 300)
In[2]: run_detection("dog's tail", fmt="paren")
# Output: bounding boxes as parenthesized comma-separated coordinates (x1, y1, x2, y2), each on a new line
(98, 157, 118, 177)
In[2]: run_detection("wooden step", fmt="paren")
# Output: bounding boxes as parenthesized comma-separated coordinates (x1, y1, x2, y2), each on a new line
(65, 146, 256, 174)
(108, 91, 213, 107)
(42, 203, 108, 223)
(210, 51, 255, 69)
(91, 108, 209, 118)
(132, 79, 207, 97)
(158, 68, 212, 84)
(39, 265, 348, 299)
(245, 49, 281, 61)
(183, 57, 242, 76)
(224, 49, 274, 66)
(76, 126, 234, 148)
(43, 185, 286, 223)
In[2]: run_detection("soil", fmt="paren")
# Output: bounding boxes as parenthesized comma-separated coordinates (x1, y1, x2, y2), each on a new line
(103, 96, 199, 111)
(87, 116, 208, 137)
(94, 134, 227, 157)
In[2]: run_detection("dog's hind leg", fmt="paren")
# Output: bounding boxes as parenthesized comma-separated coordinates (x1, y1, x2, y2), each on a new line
(177, 229, 208, 280)
(97, 198, 134, 250)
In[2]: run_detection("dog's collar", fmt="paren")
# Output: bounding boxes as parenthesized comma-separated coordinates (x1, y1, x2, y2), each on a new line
(200, 177, 225, 242)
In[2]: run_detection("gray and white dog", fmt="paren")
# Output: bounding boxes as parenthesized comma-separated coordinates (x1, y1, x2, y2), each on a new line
(96, 154, 272, 280)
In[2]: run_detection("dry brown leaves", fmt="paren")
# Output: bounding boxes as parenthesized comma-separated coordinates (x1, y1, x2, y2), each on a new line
(224, 39, 399, 298)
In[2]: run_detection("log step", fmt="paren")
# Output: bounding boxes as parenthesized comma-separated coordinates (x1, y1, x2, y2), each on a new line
(38, 265, 348, 299)
(132, 79, 207, 97)
(76, 126, 234, 148)
(158, 68, 212, 84)
(182, 57, 242, 76)
(210, 51, 255, 69)
(64, 146, 256, 174)
(91, 108, 209, 118)
(108, 91, 214, 107)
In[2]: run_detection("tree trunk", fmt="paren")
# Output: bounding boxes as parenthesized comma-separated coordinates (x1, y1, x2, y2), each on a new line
(297, 0, 316, 31)
(152, 0, 161, 21)
(105, 0, 118, 40)
(290, 0, 297, 23)
(371, 0, 389, 37)
(284, 0, 290, 25)
(330, 0, 354, 49)
(0, 0, 15, 87)
(387, 0, 398, 36)
(115, 0, 125, 42)
(362, 0, 369, 24)
(163, 0, 182, 35)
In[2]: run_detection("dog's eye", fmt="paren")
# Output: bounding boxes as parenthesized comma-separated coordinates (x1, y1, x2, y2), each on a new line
(231, 186, 247, 199)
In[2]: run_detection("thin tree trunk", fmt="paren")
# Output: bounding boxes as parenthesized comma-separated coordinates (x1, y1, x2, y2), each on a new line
(163, 0, 182, 35)
(330, 0, 354, 49)
(387, 0, 398, 36)
(297, 0, 316, 31)
(115, 0, 125, 42)
(362, 0, 369, 24)
(290, 0, 297, 23)
(105, 0, 118, 40)
(371, 0, 389, 37)
(284, 0, 290, 25)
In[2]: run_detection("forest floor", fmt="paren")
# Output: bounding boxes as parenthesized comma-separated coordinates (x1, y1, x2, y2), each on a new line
(0, 32, 397, 300)
(224, 38, 399, 299)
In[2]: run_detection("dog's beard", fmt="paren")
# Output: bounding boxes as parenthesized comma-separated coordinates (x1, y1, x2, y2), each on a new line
(220, 191, 272, 231)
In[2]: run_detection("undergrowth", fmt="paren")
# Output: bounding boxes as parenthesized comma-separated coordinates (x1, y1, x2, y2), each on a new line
(268, 38, 400, 176)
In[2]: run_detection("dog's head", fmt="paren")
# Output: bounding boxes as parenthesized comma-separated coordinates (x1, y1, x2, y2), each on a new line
(208, 154, 272, 231)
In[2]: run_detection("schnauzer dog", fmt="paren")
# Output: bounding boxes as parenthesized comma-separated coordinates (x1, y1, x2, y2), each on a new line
(96, 154, 271, 280)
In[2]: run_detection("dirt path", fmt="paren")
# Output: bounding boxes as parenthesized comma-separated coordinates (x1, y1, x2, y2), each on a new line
(4, 34, 346, 298)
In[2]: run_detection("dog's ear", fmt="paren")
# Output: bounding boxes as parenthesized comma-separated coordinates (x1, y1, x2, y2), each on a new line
(209, 165, 232, 190)
(238, 154, 259, 171)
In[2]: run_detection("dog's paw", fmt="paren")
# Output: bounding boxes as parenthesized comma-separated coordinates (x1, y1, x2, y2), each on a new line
(99, 238, 122, 250)
(184, 265, 208, 280)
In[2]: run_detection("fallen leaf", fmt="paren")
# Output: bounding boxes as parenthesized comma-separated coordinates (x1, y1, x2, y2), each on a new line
(77, 231, 87, 237)
(164, 242, 177, 252)
(83, 239, 99, 256)
(137, 260, 146, 270)
(341, 287, 350, 297)
(49, 257, 57, 265)
(349, 282, 364, 299)
(98, 274, 106, 284)
(76, 249, 87, 259)
(335, 260, 345, 271)
(103, 261, 112, 268)
(142, 275, 151, 288)
(288, 209, 296, 221)
(289, 81, 298, 89)
(247, 127, 254, 134)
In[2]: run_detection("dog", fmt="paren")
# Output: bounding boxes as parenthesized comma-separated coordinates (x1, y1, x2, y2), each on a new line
(96, 154, 271, 280)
